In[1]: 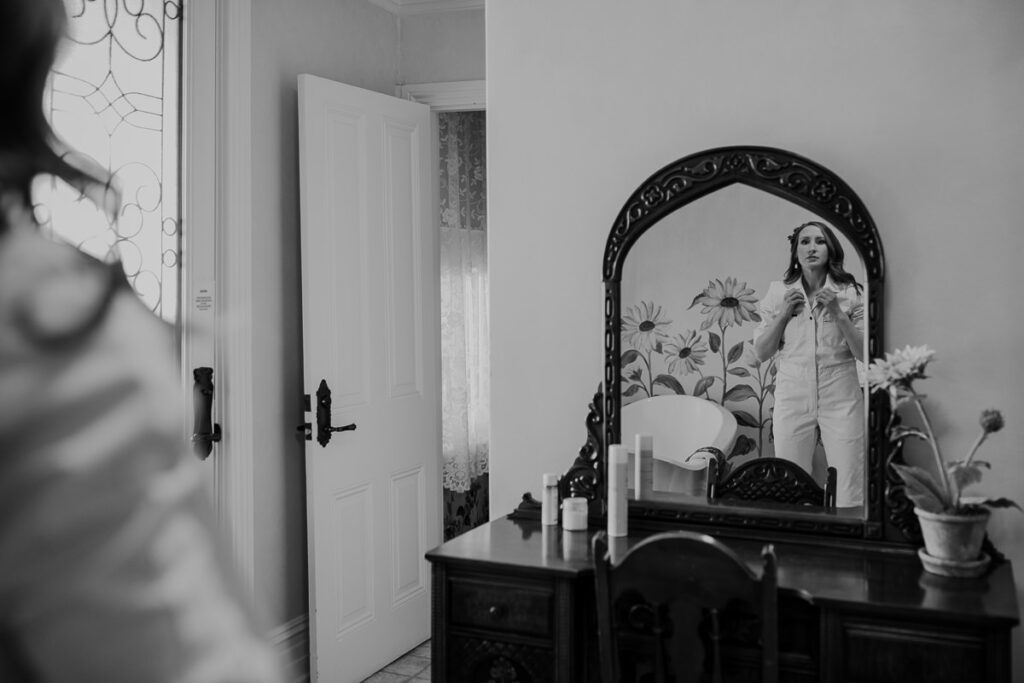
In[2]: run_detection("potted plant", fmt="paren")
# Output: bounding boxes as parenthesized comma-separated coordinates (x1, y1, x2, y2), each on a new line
(867, 345, 1018, 577)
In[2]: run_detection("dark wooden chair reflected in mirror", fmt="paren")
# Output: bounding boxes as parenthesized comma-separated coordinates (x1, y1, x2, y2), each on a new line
(710, 458, 837, 511)
(593, 530, 779, 683)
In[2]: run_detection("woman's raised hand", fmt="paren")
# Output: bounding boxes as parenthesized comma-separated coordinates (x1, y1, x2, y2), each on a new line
(783, 289, 806, 317)
(814, 289, 842, 316)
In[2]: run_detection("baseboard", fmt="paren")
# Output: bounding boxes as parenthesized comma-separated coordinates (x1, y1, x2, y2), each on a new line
(268, 614, 309, 683)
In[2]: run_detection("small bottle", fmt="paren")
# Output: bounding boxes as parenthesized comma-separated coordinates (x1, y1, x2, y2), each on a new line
(608, 445, 629, 537)
(634, 434, 654, 500)
(541, 473, 560, 526)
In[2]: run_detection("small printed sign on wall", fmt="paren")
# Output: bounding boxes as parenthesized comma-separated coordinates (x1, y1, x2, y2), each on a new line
(194, 283, 214, 314)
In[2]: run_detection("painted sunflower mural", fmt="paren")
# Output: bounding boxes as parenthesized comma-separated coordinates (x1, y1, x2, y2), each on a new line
(620, 277, 778, 463)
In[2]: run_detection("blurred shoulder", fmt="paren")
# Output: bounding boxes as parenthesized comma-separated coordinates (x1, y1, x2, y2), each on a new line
(0, 224, 132, 351)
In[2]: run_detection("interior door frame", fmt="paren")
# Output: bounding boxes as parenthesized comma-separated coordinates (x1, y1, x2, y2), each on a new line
(182, 0, 256, 597)
(397, 80, 485, 536)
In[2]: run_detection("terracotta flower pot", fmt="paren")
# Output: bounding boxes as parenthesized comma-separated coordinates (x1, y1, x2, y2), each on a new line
(914, 507, 990, 562)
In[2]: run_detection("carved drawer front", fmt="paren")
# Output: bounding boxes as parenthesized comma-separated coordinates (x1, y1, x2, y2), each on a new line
(449, 575, 554, 637)
(836, 617, 990, 682)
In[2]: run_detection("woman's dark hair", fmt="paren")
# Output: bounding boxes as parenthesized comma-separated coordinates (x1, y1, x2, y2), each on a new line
(783, 221, 863, 293)
(0, 0, 105, 232)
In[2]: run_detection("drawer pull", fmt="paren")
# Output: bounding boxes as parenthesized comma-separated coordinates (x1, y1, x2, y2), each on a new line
(488, 604, 508, 620)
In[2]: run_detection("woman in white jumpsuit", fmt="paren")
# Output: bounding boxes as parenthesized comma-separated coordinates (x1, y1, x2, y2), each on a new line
(753, 222, 865, 508)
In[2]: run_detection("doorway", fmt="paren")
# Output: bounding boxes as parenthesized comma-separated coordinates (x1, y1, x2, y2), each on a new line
(437, 110, 489, 540)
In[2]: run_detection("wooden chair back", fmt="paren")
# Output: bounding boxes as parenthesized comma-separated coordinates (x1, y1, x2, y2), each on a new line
(593, 530, 778, 683)
(709, 458, 836, 510)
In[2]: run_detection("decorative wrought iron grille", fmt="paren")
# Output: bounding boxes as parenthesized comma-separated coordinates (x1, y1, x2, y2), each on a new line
(34, 0, 183, 323)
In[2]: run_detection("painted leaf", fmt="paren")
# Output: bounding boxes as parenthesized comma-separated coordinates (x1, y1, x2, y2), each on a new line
(728, 434, 756, 459)
(764, 383, 776, 396)
(724, 384, 757, 403)
(728, 367, 751, 377)
(727, 340, 745, 364)
(731, 410, 759, 428)
(653, 340, 663, 354)
(621, 349, 640, 366)
(700, 318, 713, 331)
(687, 291, 706, 309)
(891, 463, 949, 512)
(622, 383, 643, 397)
(770, 364, 778, 377)
(693, 376, 715, 396)
(708, 332, 721, 353)
(653, 374, 686, 395)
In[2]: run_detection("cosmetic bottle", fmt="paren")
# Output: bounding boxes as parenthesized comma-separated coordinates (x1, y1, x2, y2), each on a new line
(541, 473, 560, 526)
(608, 445, 629, 537)
(634, 434, 653, 500)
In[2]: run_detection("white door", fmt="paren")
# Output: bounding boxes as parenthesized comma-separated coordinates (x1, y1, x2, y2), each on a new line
(298, 74, 440, 683)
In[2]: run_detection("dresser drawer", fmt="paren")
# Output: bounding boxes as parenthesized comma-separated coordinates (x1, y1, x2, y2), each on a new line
(834, 616, 995, 683)
(448, 574, 554, 637)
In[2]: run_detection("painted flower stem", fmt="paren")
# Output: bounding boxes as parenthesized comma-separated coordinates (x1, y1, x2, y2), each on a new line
(718, 322, 728, 406)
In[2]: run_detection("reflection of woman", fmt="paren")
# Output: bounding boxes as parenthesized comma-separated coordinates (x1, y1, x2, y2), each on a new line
(753, 222, 865, 507)
(0, 2, 280, 680)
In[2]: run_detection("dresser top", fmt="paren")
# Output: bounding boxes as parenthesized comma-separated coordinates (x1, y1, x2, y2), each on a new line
(426, 517, 1019, 625)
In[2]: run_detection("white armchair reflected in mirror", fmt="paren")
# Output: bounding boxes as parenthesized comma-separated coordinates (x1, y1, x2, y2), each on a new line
(621, 395, 737, 497)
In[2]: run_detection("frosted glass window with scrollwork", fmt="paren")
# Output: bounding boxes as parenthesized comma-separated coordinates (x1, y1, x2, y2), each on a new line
(33, 0, 182, 324)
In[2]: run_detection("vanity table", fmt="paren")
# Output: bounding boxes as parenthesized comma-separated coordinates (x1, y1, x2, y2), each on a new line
(428, 147, 1019, 681)
(427, 516, 1018, 682)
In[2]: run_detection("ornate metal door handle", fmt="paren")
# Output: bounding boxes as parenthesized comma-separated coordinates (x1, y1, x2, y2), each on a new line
(192, 367, 222, 459)
(315, 378, 356, 447)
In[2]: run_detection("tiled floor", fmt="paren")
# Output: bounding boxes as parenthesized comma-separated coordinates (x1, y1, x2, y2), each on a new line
(359, 640, 431, 682)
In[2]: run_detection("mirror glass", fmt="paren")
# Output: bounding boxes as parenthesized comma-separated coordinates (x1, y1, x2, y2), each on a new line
(619, 184, 868, 518)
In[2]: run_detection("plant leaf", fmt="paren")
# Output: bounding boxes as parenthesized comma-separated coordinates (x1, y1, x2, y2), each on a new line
(723, 384, 757, 403)
(727, 341, 745, 364)
(728, 366, 751, 377)
(889, 426, 930, 444)
(653, 374, 686, 395)
(731, 410, 759, 428)
(621, 349, 640, 366)
(708, 332, 721, 353)
(948, 462, 985, 493)
(687, 292, 706, 310)
(891, 463, 950, 513)
(981, 498, 1022, 511)
(653, 341, 663, 355)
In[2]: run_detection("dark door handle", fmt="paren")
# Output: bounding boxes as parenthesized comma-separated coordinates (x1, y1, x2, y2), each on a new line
(315, 379, 356, 447)
(192, 367, 222, 459)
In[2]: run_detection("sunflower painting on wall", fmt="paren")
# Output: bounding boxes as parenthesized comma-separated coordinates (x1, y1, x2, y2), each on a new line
(620, 276, 778, 462)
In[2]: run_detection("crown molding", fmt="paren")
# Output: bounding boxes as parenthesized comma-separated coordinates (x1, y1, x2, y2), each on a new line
(397, 80, 485, 111)
(367, 0, 483, 16)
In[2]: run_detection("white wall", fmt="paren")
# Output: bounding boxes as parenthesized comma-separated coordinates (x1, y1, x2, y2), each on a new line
(250, 0, 400, 626)
(246, 0, 485, 632)
(487, 0, 1024, 671)
(400, 8, 485, 84)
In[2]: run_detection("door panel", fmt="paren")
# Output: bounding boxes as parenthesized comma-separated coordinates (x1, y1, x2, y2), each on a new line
(298, 73, 439, 683)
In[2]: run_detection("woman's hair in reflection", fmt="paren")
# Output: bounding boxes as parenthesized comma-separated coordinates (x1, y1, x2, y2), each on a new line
(782, 221, 863, 293)
(0, 0, 105, 233)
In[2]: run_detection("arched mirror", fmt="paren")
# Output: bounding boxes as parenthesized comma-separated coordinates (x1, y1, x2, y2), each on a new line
(557, 146, 921, 548)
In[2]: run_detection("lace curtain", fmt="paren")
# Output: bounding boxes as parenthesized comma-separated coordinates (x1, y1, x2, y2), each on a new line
(439, 111, 489, 538)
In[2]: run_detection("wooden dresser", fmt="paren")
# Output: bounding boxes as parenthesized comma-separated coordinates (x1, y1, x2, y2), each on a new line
(426, 517, 1019, 683)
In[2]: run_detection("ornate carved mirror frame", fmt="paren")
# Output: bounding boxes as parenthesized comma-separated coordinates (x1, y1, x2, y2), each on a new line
(558, 146, 923, 550)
